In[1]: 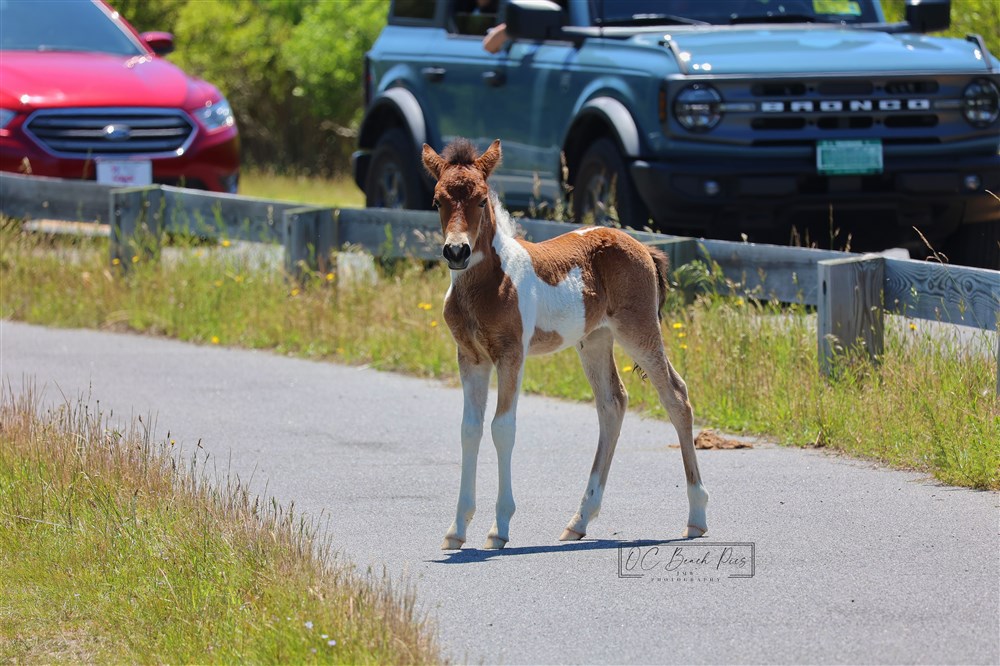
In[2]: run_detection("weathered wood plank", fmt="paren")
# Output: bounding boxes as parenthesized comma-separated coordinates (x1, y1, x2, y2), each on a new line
(158, 185, 297, 243)
(337, 207, 442, 260)
(702, 239, 843, 305)
(818, 256, 886, 376)
(1, 172, 115, 223)
(883, 257, 999, 331)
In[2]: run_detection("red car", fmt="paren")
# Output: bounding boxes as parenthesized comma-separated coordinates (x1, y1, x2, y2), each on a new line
(0, 0, 239, 192)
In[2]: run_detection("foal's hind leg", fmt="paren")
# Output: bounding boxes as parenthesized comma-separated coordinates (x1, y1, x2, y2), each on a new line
(442, 355, 490, 550)
(613, 319, 709, 538)
(561, 328, 627, 541)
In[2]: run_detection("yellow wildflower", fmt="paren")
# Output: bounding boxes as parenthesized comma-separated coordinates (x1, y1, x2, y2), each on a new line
(677, 332, 686, 338)
(672, 322, 684, 329)
(679, 343, 688, 350)
(417, 302, 433, 311)
(111, 257, 121, 266)
(221, 239, 231, 248)
(290, 288, 300, 297)
(211, 336, 220, 345)
(326, 272, 335, 282)
(131, 255, 139, 264)
(430, 320, 439, 328)
(909, 322, 917, 331)
(622, 365, 633, 373)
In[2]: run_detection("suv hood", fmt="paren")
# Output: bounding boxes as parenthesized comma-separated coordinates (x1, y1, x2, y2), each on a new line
(638, 27, 992, 75)
(0, 51, 206, 110)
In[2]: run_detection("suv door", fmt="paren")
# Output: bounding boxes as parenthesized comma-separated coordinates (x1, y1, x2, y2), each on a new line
(418, 0, 505, 150)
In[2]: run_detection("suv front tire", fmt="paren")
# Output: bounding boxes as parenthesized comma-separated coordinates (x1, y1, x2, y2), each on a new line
(364, 128, 429, 209)
(571, 138, 649, 228)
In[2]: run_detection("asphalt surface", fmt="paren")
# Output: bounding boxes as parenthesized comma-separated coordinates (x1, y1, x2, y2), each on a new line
(2, 321, 998, 665)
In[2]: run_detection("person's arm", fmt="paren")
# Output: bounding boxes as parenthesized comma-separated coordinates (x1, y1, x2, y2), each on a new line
(483, 22, 508, 53)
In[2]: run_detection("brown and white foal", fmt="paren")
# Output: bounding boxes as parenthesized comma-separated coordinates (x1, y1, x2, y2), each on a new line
(423, 138, 708, 550)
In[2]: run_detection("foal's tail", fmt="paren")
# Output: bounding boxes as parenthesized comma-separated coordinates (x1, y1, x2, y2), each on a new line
(647, 246, 670, 319)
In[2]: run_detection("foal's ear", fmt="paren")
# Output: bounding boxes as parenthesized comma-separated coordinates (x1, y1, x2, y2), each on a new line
(422, 143, 446, 180)
(475, 139, 502, 178)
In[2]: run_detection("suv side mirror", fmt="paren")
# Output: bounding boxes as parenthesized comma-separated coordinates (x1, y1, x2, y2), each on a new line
(141, 31, 175, 56)
(904, 0, 950, 33)
(503, 0, 566, 42)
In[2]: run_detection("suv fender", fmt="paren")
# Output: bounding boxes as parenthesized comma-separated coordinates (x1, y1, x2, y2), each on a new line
(355, 86, 428, 190)
(567, 97, 642, 159)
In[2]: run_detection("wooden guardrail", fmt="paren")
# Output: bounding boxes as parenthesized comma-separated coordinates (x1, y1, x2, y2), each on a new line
(3, 172, 998, 392)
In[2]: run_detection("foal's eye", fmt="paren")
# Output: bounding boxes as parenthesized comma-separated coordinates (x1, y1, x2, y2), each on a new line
(479, 198, 488, 208)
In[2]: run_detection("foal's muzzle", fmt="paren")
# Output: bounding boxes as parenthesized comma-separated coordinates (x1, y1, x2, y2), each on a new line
(443, 242, 472, 270)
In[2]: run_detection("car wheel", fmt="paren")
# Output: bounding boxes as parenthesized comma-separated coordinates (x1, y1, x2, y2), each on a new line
(571, 137, 649, 228)
(944, 221, 1000, 270)
(364, 128, 428, 209)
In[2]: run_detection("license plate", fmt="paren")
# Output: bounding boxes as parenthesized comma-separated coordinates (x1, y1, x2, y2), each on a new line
(816, 140, 883, 175)
(96, 160, 153, 187)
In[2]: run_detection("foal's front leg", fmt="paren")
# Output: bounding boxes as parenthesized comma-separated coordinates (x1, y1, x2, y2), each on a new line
(442, 356, 490, 550)
(485, 352, 524, 550)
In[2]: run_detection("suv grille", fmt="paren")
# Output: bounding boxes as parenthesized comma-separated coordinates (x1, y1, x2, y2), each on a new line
(25, 108, 195, 157)
(673, 76, 977, 147)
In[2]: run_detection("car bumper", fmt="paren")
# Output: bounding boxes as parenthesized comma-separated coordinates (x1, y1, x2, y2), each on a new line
(0, 126, 241, 193)
(351, 150, 371, 192)
(630, 149, 1000, 244)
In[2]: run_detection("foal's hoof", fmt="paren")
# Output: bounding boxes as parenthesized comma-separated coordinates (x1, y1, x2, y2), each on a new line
(441, 536, 465, 550)
(683, 524, 707, 538)
(559, 527, 585, 541)
(483, 535, 508, 550)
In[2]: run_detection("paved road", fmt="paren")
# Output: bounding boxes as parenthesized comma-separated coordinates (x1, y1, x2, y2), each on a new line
(3, 321, 998, 665)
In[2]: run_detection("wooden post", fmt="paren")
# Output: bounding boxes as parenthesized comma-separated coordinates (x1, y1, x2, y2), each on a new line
(817, 255, 885, 377)
(283, 207, 337, 279)
(109, 186, 163, 269)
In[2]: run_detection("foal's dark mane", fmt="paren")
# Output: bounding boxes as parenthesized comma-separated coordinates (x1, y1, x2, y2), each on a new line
(441, 138, 479, 166)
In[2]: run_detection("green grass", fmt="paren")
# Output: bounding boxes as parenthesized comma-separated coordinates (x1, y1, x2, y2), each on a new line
(239, 169, 365, 208)
(2, 220, 997, 490)
(0, 385, 441, 664)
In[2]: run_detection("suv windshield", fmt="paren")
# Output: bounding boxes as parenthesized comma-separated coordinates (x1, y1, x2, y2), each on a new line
(0, 0, 143, 55)
(590, 0, 880, 26)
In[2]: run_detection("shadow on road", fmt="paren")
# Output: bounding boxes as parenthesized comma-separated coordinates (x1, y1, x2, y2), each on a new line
(428, 537, 693, 564)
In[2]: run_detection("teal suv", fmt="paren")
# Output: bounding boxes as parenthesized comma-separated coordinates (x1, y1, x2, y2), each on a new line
(354, 0, 1000, 268)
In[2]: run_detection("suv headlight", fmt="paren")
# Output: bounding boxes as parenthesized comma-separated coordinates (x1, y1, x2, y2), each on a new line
(195, 98, 235, 131)
(674, 84, 723, 132)
(962, 79, 999, 128)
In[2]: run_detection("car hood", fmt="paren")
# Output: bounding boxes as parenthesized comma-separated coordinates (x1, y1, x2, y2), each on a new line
(634, 27, 992, 75)
(0, 51, 215, 110)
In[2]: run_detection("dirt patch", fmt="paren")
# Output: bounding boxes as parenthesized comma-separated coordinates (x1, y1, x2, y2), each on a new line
(669, 429, 753, 450)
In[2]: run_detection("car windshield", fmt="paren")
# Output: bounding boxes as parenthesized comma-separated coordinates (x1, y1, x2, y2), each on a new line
(0, 0, 143, 55)
(590, 0, 880, 26)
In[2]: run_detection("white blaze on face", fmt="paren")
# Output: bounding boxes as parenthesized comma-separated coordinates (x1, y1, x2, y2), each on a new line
(493, 233, 586, 352)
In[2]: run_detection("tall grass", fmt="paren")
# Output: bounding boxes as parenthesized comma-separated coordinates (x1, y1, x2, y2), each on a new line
(2, 221, 996, 489)
(0, 383, 441, 663)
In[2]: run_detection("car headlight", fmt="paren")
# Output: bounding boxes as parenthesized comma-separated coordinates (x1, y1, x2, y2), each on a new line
(196, 98, 235, 131)
(674, 84, 723, 132)
(962, 78, 999, 128)
(0, 108, 15, 130)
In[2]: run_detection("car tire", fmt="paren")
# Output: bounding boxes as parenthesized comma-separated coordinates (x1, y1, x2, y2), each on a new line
(364, 128, 429, 209)
(571, 137, 649, 228)
(944, 221, 1000, 270)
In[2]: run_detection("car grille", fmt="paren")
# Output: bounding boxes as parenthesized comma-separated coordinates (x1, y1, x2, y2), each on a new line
(24, 108, 195, 157)
(672, 75, 980, 147)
